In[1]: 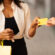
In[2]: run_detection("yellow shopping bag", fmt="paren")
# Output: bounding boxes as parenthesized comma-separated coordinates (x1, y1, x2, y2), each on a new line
(0, 40, 12, 55)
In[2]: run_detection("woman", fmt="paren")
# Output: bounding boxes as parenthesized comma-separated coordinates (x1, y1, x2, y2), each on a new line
(47, 17, 55, 26)
(0, 0, 39, 55)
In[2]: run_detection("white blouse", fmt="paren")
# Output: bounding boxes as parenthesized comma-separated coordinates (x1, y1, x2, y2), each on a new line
(0, 2, 31, 39)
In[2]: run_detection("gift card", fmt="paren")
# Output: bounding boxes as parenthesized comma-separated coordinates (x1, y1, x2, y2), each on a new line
(38, 18, 48, 25)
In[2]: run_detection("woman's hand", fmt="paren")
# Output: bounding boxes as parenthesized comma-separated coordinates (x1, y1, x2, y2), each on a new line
(0, 28, 14, 41)
(47, 17, 55, 26)
(28, 17, 40, 37)
(31, 17, 39, 28)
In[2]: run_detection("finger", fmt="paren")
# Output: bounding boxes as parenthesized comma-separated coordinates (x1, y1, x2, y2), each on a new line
(6, 28, 14, 33)
(11, 39, 15, 42)
(46, 24, 52, 26)
(34, 22, 38, 25)
(4, 36, 10, 40)
(3, 31, 14, 36)
(1, 32, 14, 36)
(47, 19, 52, 24)
(6, 36, 13, 41)
(32, 22, 38, 28)
(1, 33, 10, 36)
(51, 17, 55, 19)
(9, 36, 15, 42)
(46, 22, 53, 26)
(3, 29, 14, 34)
(34, 17, 40, 22)
(7, 30, 14, 34)
(38, 25, 42, 27)
(49, 17, 55, 21)
(35, 17, 40, 20)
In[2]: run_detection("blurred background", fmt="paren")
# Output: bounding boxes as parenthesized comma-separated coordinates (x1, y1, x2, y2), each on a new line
(22, 0, 55, 55)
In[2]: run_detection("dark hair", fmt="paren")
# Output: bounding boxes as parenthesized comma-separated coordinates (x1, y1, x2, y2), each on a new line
(0, 0, 23, 8)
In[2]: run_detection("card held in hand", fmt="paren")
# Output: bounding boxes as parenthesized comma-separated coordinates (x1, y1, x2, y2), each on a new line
(38, 18, 48, 25)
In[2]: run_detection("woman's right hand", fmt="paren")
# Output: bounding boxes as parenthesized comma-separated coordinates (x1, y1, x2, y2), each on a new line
(0, 28, 14, 41)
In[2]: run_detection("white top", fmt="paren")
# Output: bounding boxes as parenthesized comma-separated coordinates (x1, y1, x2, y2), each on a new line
(0, 2, 31, 39)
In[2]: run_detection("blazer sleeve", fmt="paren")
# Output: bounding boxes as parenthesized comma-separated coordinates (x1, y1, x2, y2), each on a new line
(21, 3, 32, 39)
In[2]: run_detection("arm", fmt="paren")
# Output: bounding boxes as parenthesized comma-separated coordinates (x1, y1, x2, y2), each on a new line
(28, 17, 39, 37)
(23, 3, 39, 38)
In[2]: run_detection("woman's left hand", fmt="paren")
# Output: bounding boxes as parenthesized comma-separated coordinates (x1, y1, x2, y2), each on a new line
(28, 17, 40, 37)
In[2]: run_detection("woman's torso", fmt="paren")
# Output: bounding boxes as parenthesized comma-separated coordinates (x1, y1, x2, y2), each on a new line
(0, 2, 29, 39)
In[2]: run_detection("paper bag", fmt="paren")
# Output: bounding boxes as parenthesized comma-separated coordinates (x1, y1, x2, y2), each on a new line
(0, 46, 11, 55)
(0, 40, 11, 55)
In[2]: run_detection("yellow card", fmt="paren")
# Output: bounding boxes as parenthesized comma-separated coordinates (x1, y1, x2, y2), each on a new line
(38, 18, 48, 25)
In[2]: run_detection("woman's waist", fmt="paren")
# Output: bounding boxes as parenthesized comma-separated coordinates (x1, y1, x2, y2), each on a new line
(4, 37, 24, 42)
(4, 37, 26, 46)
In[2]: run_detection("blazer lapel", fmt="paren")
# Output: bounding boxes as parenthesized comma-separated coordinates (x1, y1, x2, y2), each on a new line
(13, 4, 25, 35)
(0, 11, 5, 32)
